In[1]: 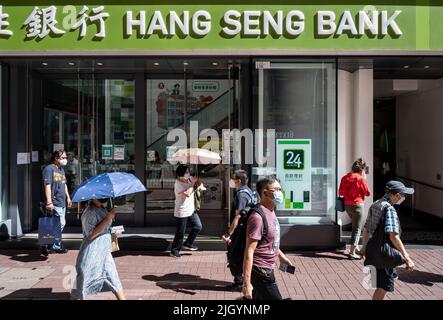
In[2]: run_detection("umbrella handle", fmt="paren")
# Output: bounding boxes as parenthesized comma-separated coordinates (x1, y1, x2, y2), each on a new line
(109, 198, 114, 210)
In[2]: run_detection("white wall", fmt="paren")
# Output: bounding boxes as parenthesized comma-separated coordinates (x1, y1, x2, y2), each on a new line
(338, 69, 374, 225)
(396, 80, 443, 218)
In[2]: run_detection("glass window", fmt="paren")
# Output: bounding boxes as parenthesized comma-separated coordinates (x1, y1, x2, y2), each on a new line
(254, 61, 336, 222)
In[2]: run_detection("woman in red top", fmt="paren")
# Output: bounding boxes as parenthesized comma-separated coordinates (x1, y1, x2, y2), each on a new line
(339, 158, 370, 259)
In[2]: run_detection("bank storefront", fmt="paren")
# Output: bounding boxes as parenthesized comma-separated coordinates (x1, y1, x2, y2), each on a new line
(0, 1, 438, 248)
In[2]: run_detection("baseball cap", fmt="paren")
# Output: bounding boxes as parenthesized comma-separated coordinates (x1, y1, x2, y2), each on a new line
(385, 180, 414, 195)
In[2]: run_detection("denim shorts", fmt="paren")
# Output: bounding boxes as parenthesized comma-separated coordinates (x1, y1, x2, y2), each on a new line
(376, 268, 397, 292)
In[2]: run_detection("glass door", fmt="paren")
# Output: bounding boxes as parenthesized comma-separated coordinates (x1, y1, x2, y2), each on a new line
(42, 76, 136, 226)
(254, 60, 337, 224)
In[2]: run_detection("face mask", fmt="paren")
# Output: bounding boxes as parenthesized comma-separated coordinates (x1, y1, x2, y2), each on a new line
(229, 179, 237, 189)
(396, 196, 405, 205)
(273, 191, 284, 205)
(59, 159, 68, 166)
(183, 173, 190, 180)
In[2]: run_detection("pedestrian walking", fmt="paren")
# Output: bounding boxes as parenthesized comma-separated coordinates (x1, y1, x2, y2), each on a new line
(222, 169, 256, 292)
(41, 150, 71, 256)
(170, 164, 203, 258)
(361, 180, 415, 300)
(338, 158, 370, 259)
(70, 198, 125, 300)
(242, 176, 293, 300)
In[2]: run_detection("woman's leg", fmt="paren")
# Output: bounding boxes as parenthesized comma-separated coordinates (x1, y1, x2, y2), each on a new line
(184, 212, 203, 246)
(114, 291, 126, 300)
(354, 205, 364, 253)
(345, 205, 357, 255)
(171, 217, 187, 253)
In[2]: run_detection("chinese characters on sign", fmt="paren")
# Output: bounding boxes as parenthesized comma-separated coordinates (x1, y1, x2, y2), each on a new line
(276, 139, 312, 211)
(0, 5, 109, 39)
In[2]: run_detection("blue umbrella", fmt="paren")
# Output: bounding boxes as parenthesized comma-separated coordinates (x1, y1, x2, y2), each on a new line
(71, 172, 147, 203)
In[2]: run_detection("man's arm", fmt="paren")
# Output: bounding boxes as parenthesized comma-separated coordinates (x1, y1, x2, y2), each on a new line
(242, 237, 258, 299)
(278, 249, 294, 266)
(389, 233, 414, 271)
(44, 184, 53, 211)
(65, 184, 72, 207)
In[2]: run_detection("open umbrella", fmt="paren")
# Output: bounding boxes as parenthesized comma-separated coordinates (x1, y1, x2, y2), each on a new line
(71, 172, 147, 203)
(171, 148, 221, 164)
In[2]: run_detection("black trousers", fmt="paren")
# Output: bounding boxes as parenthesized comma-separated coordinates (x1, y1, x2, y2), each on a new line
(251, 265, 282, 300)
(171, 212, 202, 254)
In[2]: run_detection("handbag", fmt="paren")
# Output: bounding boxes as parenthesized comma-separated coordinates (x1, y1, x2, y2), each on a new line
(111, 233, 120, 252)
(335, 196, 345, 212)
(364, 206, 406, 269)
(38, 216, 62, 245)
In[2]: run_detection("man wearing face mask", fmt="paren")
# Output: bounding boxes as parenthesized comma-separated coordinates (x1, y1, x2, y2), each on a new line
(361, 180, 415, 300)
(242, 176, 294, 300)
(41, 150, 72, 256)
(222, 170, 255, 292)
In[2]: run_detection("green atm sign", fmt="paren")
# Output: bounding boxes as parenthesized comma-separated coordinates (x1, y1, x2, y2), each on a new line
(283, 149, 304, 170)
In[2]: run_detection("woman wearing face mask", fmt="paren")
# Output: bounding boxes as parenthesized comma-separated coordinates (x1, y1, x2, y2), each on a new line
(70, 198, 125, 300)
(170, 164, 202, 258)
(338, 158, 371, 259)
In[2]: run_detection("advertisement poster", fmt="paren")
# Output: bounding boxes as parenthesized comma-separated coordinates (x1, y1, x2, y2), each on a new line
(102, 145, 113, 160)
(276, 139, 312, 211)
(114, 145, 125, 160)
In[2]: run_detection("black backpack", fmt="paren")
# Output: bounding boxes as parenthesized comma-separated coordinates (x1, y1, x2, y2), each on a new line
(226, 204, 268, 276)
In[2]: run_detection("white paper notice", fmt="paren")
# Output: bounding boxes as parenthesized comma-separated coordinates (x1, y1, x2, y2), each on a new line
(17, 152, 30, 165)
(53, 144, 64, 152)
(114, 145, 125, 160)
(32, 151, 39, 162)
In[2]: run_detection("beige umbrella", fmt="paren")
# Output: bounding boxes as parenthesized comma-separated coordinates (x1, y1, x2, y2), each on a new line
(171, 148, 221, 164)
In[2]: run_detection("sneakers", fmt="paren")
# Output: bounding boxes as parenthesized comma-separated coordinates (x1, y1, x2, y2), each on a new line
(170, 251, 181, 258)
(183, 244, 198, 251)
(348, 253, 362, 260)
(51, 248, 68, 254)
(40, 246, 49, 257)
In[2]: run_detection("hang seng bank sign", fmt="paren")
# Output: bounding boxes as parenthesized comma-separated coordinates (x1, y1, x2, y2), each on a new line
(0, 2, 439, 52)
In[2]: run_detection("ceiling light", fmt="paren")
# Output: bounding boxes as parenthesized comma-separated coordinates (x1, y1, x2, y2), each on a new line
(41, 62, 48, 66)
(403, 65, 409, 69)
(68, 62, 75, 66)
(212, 62, 219, 66)
(424, 65, 430, 69)
(97, 62, 103, 66)
(183, 62, 189, 66)
(153, 62, 160, 66)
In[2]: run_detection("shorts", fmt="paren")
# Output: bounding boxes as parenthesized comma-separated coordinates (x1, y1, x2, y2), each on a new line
(376, 268, 397, 292)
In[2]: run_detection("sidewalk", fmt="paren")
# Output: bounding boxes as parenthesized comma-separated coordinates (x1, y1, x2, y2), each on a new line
(1, 247, 443, 300)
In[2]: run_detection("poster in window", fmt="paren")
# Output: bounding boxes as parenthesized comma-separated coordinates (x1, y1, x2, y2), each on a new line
(276, 139, 312, 211)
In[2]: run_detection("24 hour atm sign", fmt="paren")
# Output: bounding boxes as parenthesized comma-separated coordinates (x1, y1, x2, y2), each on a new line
(0, 5, 404, 40)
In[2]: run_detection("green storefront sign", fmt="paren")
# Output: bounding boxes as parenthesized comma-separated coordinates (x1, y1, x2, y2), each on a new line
(0, 1, 441, 52)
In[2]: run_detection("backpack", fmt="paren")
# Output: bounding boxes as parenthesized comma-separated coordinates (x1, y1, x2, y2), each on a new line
(226, 204, 268, 276)
(236, 188, 259, 207)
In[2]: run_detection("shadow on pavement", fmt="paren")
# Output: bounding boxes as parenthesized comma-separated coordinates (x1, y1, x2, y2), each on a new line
(142, 272, 232, 294)
(113, 251, 192, 258)
(0, 288, 70, 300)
(296, 251, 351, 260)
(3, 251, 48, 263)
(398, 269, 443, 286)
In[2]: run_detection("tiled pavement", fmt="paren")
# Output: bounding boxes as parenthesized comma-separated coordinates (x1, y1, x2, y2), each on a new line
(0, 247, 443, 300)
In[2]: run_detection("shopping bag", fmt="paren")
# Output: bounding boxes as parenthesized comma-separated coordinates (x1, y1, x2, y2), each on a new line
(111, 233, 120, 252)
(335, 197, 345, 212)
(38, 216, 61, 245)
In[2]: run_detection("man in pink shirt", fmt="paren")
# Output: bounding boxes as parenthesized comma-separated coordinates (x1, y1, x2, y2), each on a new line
(242, 176, 294, 300)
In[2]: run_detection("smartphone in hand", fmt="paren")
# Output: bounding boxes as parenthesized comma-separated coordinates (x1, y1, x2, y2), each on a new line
(279, 263, 296, 274)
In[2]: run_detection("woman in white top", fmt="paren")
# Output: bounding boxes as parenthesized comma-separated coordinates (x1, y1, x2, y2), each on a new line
(170, 164, 203, 258)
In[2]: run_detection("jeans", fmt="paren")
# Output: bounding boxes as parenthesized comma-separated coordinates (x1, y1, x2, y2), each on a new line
(251, 266, 282, 300)
(345, 204, 364, 246)
(45, 206, 66, 251)
(171, 212, 202, 254)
